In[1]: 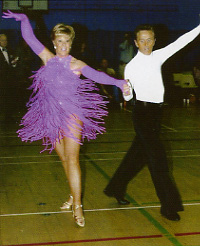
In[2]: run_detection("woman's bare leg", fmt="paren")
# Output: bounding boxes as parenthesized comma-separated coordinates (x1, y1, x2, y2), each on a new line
(55, 118, 84, 223)
(55, 138, 73, 206)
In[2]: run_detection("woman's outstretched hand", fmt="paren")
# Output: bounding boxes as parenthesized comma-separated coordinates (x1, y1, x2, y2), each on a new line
(2, 10, 27, 21)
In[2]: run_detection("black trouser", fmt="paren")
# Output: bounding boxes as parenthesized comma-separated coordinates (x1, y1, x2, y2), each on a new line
(105, 100, 183, 213)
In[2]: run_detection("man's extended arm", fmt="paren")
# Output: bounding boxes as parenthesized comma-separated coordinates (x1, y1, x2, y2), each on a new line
(160, 24, 200, 60)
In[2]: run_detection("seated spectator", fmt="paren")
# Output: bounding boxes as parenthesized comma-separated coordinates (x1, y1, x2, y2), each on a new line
(73, 41, 95, 67)
(193, 60, 200, 102)
(193, 61, 200, 85)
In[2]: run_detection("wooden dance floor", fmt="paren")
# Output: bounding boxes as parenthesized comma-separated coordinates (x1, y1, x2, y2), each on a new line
(0, 103, 200, 246)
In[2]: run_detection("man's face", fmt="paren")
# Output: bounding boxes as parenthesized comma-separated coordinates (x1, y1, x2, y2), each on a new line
(0, 35, 8, 48)
(134, 30, 155, 55)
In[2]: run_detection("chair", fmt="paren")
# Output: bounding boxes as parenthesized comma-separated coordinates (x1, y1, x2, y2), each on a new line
(173, 73, 183, 87)
(180, 74, 197, 88)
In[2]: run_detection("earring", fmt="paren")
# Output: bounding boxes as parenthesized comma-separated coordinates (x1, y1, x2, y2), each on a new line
(54, 46, 56, 49)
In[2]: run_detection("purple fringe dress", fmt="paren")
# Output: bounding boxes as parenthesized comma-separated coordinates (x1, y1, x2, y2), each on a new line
(17, 55, 108, 152)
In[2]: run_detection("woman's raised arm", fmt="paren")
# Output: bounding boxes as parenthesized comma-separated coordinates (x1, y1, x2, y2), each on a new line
(2, 10, 52, 62)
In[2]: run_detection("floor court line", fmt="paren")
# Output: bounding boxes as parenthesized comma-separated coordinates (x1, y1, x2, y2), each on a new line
(161, 124, 178, 132)
(1, 148, 200, 159)
(2, 125, 200, 138)
(1, 151, 200, 165)
(1, 203, 200, 217)
(1, 148, 200, 162)
(3, 232, 200, 246)
(0, 128, 135, 138)
(2, 235, 164, 246)
(175, 232, 200, 236)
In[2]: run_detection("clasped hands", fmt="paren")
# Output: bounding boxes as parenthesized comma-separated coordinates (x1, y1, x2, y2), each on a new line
(123, 80, 132, 96)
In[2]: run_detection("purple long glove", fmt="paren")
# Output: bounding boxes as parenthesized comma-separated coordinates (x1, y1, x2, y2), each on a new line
(81, 65, 126, 91)
(2, 10, 44, 55)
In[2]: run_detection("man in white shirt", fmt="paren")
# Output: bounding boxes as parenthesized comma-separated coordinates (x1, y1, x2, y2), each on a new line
(104, 23, 200, 221)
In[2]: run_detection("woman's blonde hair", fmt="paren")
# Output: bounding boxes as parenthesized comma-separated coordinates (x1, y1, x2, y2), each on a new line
(51, 23, 75, 41)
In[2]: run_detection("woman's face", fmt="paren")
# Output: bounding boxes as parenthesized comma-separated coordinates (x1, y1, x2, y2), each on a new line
(53, 34, 72, 57)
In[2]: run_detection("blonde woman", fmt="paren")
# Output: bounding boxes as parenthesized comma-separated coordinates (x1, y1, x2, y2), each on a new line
(2, 10, 130, 227)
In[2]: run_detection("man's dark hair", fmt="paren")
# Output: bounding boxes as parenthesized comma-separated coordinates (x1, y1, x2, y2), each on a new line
(134, 24, 155, 40)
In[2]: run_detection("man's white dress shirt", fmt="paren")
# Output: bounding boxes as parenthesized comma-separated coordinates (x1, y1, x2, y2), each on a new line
(124, 24, 200, 103)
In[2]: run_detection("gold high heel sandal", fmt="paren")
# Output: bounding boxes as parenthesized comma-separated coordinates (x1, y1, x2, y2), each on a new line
(72, 204, 85, 227)
(60, 195, 73, 210)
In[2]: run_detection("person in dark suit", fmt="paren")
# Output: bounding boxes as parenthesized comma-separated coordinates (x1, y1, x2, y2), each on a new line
(0, 34, 18, 121)
(0, 34, 12, 80)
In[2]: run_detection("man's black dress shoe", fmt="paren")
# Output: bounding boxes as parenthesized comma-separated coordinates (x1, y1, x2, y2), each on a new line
(116, 197, 130, 205)
(160, 209, 180, 221)
(103, 189, 130, 205)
